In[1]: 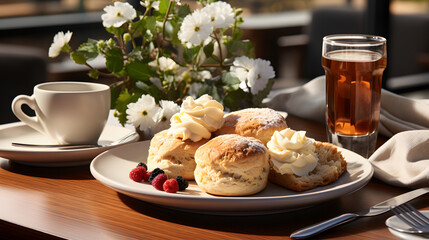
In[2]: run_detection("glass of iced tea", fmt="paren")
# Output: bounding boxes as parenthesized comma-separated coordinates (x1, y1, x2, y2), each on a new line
(322, 34, 387, 158)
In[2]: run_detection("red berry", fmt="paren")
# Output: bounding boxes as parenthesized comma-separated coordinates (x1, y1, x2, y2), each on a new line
(151, 173, 167, 191)
(143, 171, 151, 182)
(129, 167, 146, 182)
(163, 179, 179, 193)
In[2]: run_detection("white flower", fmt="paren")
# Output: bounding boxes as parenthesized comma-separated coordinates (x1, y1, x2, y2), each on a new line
(149, 57, 179, 72)
(248, 58, 275, 94)
(102, 1, 137, 28)
(202, 2, 235, 28)
(141, 0, 160, 11)
(178, 9, 213, 46)
(231, 56, 275, 95)
(126, 95, 161, 131)
(151, 100, 180, 133)
(48, 31, 72, 58)
(231, 56, 254, 83)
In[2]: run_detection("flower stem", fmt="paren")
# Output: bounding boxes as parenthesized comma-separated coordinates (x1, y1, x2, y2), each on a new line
(162, 0, 173, 42)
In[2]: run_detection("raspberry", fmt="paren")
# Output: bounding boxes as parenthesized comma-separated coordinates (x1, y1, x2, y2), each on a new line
(151, 173, 167, 191)
(148, 168, 165, 184)
(137, 162, 147, 170)
(129, 167, 146, 182)
(176, 176, 189, 191)
(163, 179, 179, 193)
(143, 171, 151, 182)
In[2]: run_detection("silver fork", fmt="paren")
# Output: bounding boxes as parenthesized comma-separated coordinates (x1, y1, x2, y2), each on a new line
(391, 203, 429, 233)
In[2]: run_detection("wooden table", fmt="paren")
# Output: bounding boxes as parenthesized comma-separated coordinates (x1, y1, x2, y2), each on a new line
(1, 115, 428, 240)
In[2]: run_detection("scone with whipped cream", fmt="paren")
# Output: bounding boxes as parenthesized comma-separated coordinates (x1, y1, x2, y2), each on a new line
(147, 95, 224, 180)
(267, 128, 347, 191)
(194, 134, 269, 196)
(213, 108, 287, 145)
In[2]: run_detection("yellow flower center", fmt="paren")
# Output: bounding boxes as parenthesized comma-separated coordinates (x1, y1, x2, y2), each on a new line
(142, 110, 148, 116)
(194, 26, 200, 32)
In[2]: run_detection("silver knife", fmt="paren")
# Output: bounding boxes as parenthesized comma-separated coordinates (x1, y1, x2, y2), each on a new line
(290, 187, 429, 239)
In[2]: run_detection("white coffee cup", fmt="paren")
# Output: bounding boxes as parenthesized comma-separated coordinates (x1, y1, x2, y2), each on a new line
(12, 81, 111, 145)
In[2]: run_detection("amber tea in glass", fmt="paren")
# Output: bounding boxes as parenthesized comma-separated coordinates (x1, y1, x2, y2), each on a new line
(322, 35, 387, 158)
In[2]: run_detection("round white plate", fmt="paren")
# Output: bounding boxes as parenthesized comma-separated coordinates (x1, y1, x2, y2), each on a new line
(0, 122, 138, 167)
(90, 141, 374, 215)
(386, 210, 429, 239)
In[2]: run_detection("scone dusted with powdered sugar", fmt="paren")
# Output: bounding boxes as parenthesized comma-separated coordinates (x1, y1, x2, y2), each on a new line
(147, 95, 225, 180)
(267, 128, 347, 191)
(194, 134, 269, 196)
(213, 108, 288, 145)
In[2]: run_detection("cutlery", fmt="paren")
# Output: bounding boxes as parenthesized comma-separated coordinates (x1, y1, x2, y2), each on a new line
(12, 131, 138, 149)
(390, 203, 429, 233)
(290, 187, 429, 239)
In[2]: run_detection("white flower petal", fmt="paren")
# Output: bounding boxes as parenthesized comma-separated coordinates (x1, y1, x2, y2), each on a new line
(102, 2, 136, 28)
(48, 31, 72, 58)
(178, 9, 213, 45)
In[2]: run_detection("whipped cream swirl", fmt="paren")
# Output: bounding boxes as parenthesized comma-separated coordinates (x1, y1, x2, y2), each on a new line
(267, 128, 318, 176)
(168, 94, 224, 142)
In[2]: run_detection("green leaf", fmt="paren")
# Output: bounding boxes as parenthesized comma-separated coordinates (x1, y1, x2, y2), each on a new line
(125, 61, 154, 82)
(222, 71, 241, 91)
(105, 47, 124, 73)
(252, 78, 275, 107)
(70, 39, 99, 64)
(88, 69, 99, 79)
(223, 89, 252, 111)
(130, 18, 146, 35)
(226, 40, 254, 58)
(177, 5, 191, 18)
(203, 42, 214, 59)
(106, 26, 126, 36)
(158, 0, 170, 15)
(145, 16, 157, 35)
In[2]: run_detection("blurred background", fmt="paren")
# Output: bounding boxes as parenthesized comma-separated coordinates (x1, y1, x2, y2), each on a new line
(0, 0, 428, 123)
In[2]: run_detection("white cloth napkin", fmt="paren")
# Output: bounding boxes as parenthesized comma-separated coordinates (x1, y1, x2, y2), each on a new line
(265, 76, 429, 187)
(369, 130, 429, 188)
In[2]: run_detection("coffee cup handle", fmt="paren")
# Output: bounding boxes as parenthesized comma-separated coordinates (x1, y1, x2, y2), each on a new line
(11, 95, 44, 133)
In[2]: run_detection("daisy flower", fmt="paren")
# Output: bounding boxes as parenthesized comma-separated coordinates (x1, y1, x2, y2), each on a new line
(178, 9, 213, 46)
(126, 95, 161, 131)
(202, 1, 235, 28)
(231, 56, 275, 95)
(48, 31, 72, 58)
(151, 100, 180, 133)
(101, 1, 137, 28)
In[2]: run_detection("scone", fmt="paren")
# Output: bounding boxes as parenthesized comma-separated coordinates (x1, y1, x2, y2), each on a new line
(213, 108, 288, 145)
(194, 134, 269, 196)
(147, 130, 209, 180)
(267, 128, 347, 192)
(147, 94, 224, 180)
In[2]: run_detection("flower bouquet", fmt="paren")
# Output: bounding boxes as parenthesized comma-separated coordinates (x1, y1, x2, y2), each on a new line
(49, 0, 275, 137)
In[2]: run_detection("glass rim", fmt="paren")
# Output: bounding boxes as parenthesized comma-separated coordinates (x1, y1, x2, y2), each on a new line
(323, 34, 386, 47)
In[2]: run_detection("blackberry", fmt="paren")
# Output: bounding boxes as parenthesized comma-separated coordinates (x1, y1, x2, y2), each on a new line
(137, 162, 147, 170)
(148, 168, 165, 184)
(176, 176, 189, 191)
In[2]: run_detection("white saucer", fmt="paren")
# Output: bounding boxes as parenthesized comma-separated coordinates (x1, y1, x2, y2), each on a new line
(0, 122, 139, 167)
(386, 210, 429, 239)
(91, 141, 374, 215)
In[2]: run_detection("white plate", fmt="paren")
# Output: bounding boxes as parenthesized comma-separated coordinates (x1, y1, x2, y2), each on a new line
(90, 141, 374, 215)
(387, 210, 429, 239)
(0, 122, 138, 167)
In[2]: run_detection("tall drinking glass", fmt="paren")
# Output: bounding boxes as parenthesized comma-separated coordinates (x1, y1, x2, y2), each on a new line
(322, 34, 387, 158)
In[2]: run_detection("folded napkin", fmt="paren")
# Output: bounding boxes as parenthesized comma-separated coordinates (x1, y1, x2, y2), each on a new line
(265, 76, 429, 187)
(265, 76, 429, 137)
(369, 130, 429, 188)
